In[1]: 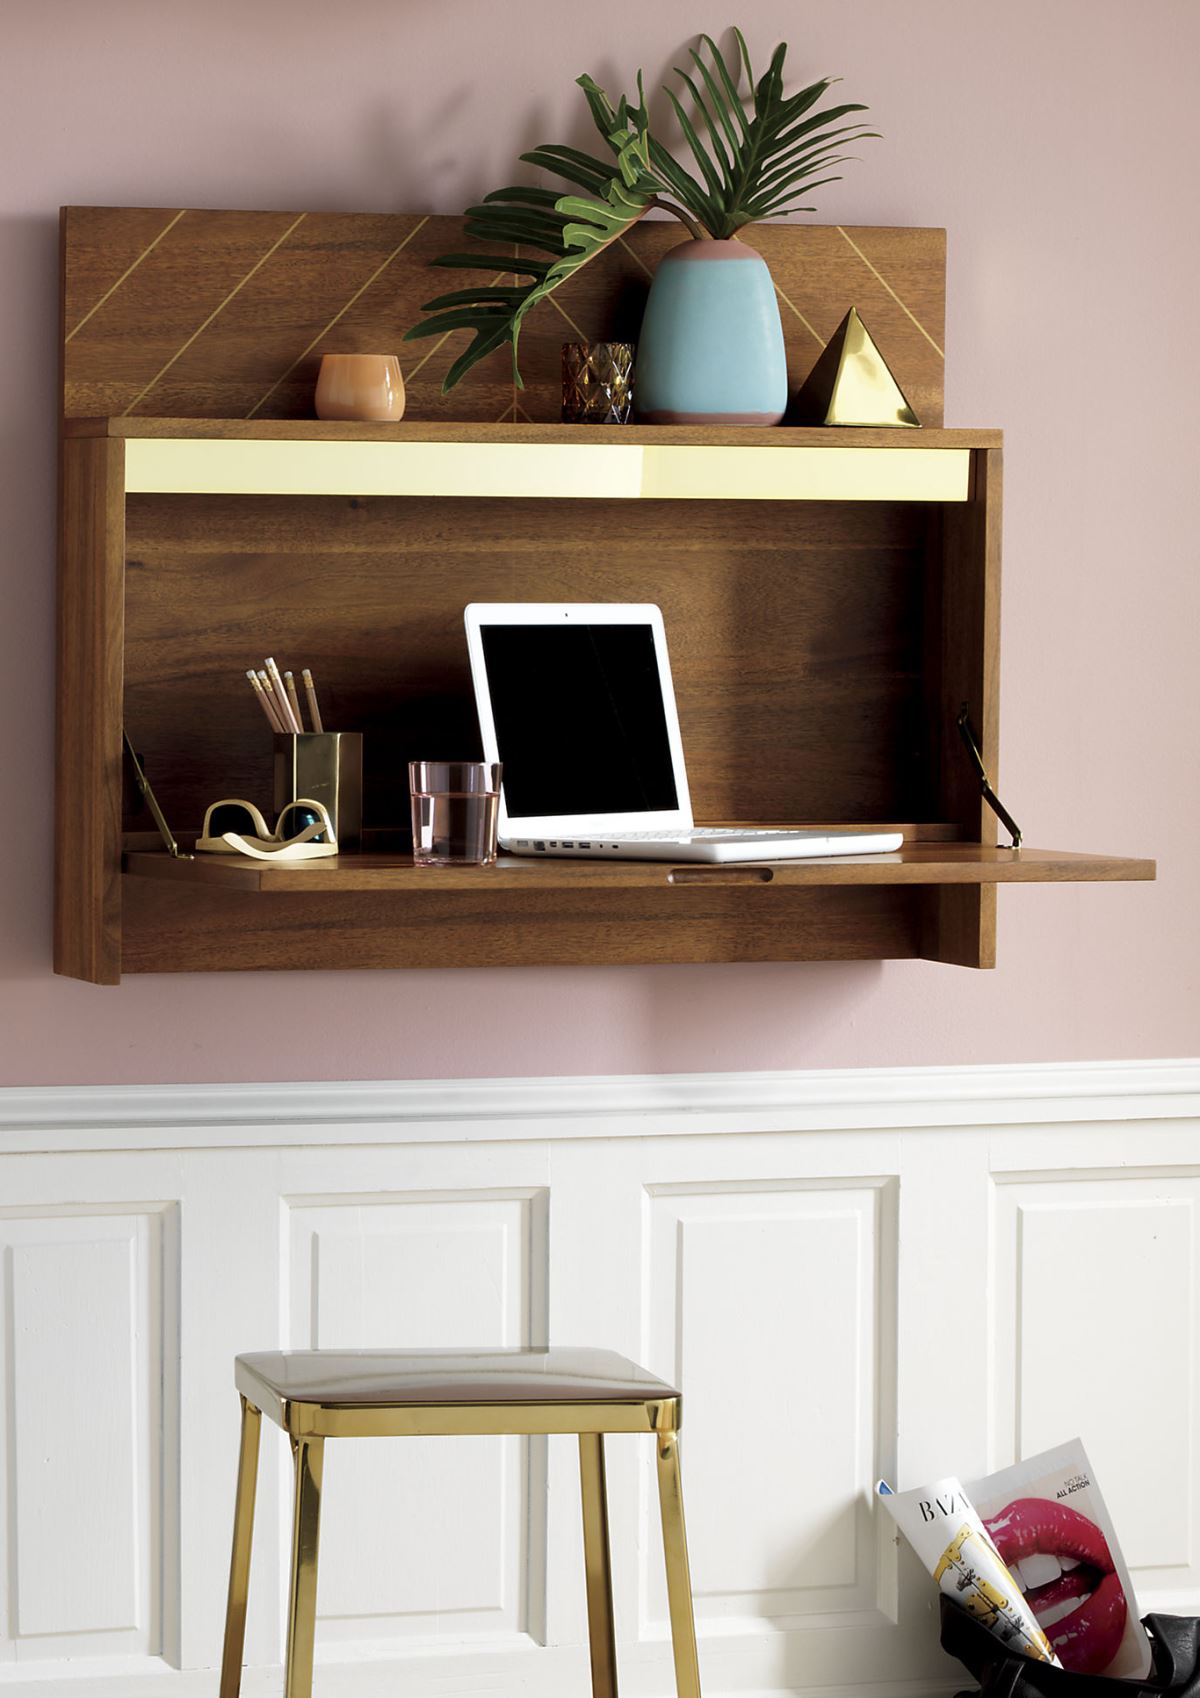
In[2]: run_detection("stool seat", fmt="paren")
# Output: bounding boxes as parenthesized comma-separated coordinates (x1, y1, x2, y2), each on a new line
(236, 1346, 677, 1409)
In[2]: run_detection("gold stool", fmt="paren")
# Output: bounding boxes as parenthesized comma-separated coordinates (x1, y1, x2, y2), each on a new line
(219, 1347, 701, 1698)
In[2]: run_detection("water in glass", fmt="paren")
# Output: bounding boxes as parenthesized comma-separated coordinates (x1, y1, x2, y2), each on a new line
(411, 788, 500, 866)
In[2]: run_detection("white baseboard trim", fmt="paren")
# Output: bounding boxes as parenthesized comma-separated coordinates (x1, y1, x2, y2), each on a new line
(0, 1669, 961, 1698)
(1, 1058, 1198, 1152)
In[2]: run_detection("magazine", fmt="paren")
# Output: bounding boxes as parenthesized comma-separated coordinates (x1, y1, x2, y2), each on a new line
(879, 1439, 1150, 1681)
(966, 1441, 1150, 1680)
(877, 1477, 1060, 1665)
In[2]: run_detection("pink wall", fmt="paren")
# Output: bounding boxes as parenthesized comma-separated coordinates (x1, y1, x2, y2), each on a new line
(1, 0, 1196, 1086)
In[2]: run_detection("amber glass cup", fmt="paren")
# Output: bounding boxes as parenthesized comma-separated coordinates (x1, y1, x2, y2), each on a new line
(315, 353, 406, 421)
(562, 342, 635, 423)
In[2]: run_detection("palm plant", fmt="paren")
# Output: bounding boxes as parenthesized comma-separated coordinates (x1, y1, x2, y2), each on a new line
(403, 28, 877, 393)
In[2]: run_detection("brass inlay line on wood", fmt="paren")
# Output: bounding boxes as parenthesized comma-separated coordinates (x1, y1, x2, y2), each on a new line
(616, 235, 654, 280)
(246, 216, 430, 417)
(405, 328, 455, 382)
(122, 213, 308, 415)
(65, 209, 187, 343)
(737, 232, 824, 348)
(771, 279, 825, 347)
(836, 227, 944, 359)
(547, 290, 587, 340)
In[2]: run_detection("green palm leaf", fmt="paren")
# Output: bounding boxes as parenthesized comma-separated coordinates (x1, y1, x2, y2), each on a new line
(669, 31, 878, 237)
(685, 49, 741, 162)
(647, 133, 716, 227)
(665, 87, 727, 202)
(697, 33, 751, 139)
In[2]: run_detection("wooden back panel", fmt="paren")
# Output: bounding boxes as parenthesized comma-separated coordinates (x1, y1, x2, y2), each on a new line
(62, 207, 946, 426)
(122, 492, 936, 835)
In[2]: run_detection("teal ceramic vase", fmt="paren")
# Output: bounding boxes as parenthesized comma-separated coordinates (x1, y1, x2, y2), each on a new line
(635, 239, 788, 424)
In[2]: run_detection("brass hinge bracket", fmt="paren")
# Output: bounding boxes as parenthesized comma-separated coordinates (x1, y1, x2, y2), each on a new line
(123, 730, 193, 859)
(956, 706, 1022, 849)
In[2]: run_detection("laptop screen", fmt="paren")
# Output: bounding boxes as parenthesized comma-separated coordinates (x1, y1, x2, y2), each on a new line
(478, 622, 680, 819)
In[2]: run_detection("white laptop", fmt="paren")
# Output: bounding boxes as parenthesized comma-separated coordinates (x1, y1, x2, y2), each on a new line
(463, 603, 904, 864)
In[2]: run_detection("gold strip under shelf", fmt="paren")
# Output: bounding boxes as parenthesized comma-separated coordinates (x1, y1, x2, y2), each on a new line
(123, 438, 972, 502)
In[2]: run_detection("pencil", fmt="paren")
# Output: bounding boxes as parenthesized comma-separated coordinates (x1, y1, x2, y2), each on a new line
(247, 668, 282, 730)
(265, 656, 299, 732)
(302, 667, 324, 732)
(257, 669, 286, 732)
(284, 670, 305, 732)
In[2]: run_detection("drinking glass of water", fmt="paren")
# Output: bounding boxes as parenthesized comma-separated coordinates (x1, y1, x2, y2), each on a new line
(409, 761, 502, 866)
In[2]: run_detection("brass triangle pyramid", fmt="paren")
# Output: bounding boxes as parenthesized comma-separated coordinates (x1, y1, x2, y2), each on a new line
(789, 307, 920, 427)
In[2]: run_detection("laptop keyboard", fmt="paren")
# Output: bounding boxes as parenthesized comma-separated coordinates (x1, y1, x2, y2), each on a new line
(508, 829, 838, 852)
(614, 828, 823, 841)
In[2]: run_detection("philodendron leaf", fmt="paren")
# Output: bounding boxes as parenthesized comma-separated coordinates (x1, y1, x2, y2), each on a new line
(404, 102, 658, 392)
(519, 146, 620, 195)
(508, 171, 657, 380)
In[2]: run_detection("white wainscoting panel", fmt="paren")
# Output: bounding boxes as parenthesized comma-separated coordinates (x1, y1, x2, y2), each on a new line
(0, 1060, 1196, 1698)
(992, 1168, 1200, 1607)
(0, 1204, 175, 1668)
(285, 1190, 547, 1648)
(644, 1181, 893, 1630)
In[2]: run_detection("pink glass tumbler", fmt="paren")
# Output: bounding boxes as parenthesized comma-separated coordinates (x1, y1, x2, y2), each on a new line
(409, 761, 502, 866)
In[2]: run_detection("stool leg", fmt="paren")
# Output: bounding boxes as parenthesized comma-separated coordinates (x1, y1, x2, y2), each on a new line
(283, 1435, 324, 1698)
(219, 1395, 262, 1698)
(579, 1433, 619, 1698)
(655, 1430, 701, 1698)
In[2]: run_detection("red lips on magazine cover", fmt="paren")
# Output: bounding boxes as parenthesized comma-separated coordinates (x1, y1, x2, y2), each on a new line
(985, 1498, 1127, 1675)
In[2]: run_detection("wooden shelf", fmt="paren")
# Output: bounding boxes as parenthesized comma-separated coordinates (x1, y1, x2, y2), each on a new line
(124, 844, 1155, 894)
(68, 419, 1004, 446)
(116, 840, 1155, 976)
(67, 418, 988, 504)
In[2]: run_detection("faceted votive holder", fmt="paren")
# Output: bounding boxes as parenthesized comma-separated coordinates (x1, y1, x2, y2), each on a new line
(561, 342, 635, 424)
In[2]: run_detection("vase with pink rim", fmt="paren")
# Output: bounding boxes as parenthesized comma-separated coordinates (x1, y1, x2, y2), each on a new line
(635, 238, 787, 424)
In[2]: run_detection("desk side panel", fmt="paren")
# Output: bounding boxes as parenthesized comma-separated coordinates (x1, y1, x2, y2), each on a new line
(922, 447, 1003, 967)
(55, 436, 125, 983)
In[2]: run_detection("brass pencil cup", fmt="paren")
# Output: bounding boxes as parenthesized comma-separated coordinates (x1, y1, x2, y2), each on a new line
(273, 733, 363, 851)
